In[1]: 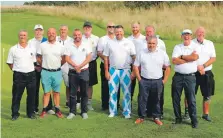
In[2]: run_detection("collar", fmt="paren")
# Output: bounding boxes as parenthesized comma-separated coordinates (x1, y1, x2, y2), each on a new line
(17, 43, 28, 49)
(196, 39, 205, 45)
(147, 48, 158, 53)
(132, 33, 142, 39)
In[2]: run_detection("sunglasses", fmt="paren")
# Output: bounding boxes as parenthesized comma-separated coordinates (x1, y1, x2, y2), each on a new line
(107, 26, 115, 28)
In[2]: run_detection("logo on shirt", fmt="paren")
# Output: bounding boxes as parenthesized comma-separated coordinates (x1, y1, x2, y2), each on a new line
(82, 48, 86, 52)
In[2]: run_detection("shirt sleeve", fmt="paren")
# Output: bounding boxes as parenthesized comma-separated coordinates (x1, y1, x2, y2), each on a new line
(37, 44, 42, 55)
(6, 47, 14, 64)
(210, 42, 216, 57)
(64, 46, 71, 56)
(159, 39, 166, 52)
(97, 37, 104, 52)
(103, 43, 109, 57)
(163, 52, 170, 66)
(31, 48, 37, 62)
(86, 44, 93, 54)
(129, 41, 136, 56)
(60, 45, 65, 56)
(134, 54, 141, 67)
(172, 45, 181, 58)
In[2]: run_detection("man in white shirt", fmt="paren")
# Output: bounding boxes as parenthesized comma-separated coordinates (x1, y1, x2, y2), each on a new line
(134, 36, 171, 126)
(28, 24, 54, 115)
(103, 25, 136, 118)
(56, 25, 73, 108)
(7, 30, 37, 120)
(127, 21, 146, 108)
(145, 25, 166, 118)
(82, 21, 99, 111)
(65, 29, 92, 119)
(37, 28, 65, 118)
(184, 27, 216, 122)
(97, 22, 119, 110)
(171, 29, 199, 128)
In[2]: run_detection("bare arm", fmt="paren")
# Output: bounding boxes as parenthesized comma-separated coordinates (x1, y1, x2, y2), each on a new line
(133, 65, 141, 81)
(172, 57, 187, 65)
(204, 57, 216, 67)
(37, 55, 42, 66)
(7, 64, 13, 70)
(181, 52, 199, 62)
(104, 56, 109, 73)
(61, 55, 66, 66)
(163, 66, 171, 84)
(97, 51, 104, 59)
(65, 55, 77, 68)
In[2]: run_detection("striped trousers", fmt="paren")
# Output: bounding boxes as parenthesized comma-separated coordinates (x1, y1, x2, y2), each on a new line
(108, 67, 131, 116)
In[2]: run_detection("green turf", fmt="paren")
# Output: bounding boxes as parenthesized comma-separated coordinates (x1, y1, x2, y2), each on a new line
(1, 12, 223, 138)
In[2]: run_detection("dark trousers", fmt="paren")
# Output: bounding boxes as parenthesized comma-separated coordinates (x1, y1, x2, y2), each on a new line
(138, 77, 163, 119)
(171, 73, 198, 124)
(147, 70, 165, 116)
(69, 69, 89, 114)
(100, 62, 120, 109)
(35, 70, 53, 112)
(11, 71, 36, 117)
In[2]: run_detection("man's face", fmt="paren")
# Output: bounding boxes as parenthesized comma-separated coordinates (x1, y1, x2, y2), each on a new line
(34, 28, 44, 38)
(132, 23, 140, 35)
(196, 28, 205, 42)
(19, 31, 28, 43)
(107, 23, 115, 34)
(147, 38, 157, 52)
(182, 33, 192, 41)
(115, 28, 124, 40)
(83, 26, 92, 36)
(73, 30, 82, 42)
(47, 28, 57, 42)
(145, 27, 155, 37)
(60, 26, 68, 37)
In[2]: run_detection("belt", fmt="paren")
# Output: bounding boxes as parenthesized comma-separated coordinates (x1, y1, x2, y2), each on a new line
(42, 68, 61, 72)
(14, 71, 35, 75)
(141, 76, 162, 81)
(69, 68, 88, 73)
(175, 72, 195, 76)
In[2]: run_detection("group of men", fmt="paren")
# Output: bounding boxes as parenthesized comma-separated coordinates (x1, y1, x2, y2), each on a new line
(7, 21, 216, 129)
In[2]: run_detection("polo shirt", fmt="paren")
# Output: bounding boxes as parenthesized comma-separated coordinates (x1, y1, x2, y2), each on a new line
(82, 34, 99, 61)
(37, 41, 65, 69)
(103, 38, 136, 69)
(172, 41, 200, 74)
(7, 43, 36, 73)
(56, 36, 73, 74)
(134, 48, 170, 79)
(127, 34, 146, 55)
(28, 37, 47, 54)
(193, 39, 216, 71)
(97, 35, 115, 63)
(64, 41, 92, 70)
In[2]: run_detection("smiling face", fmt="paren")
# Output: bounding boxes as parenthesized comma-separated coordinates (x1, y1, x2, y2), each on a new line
(19, 31, 28, 43)
(83, 26, 92, 36)
(60, 26, 68, 37)
(47, 28, 57, 42)
(115, 27, 124, 40)
(196, 27, 205, 42)
(107, 22, 115, 34)
(34, 28, 44, 39)
(131, 23, 140, 35)
(73, 30, 82, 43)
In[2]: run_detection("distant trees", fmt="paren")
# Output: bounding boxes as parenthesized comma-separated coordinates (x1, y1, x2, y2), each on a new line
(24, 1, 84, 6)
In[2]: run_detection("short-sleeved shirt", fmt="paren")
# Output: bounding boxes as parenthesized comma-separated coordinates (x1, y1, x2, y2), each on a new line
(97, 35, 115, 63)
(193, 39, 216, 71)
(134, 48, 170, 79)
(172, 41, 200, 74)
(7, 44, 36, 73)
(37, 41, 65, 69)
(127, 34, 146, 55)
(82, 34, 99, 61)
(103, 38, 136, 69)
(56, 36, 73, 74)
(64, 41, 92, 70)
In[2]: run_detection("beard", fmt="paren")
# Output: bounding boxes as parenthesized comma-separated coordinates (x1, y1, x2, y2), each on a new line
(132, 30, 139, 35)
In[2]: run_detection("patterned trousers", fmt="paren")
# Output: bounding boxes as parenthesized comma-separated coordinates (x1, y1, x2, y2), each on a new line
(108, 67, 131, 116)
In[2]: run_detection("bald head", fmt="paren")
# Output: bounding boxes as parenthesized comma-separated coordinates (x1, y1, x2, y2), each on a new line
(47, 28, 57, 43)
(107, 22, 115, 34)
(196, 26, 205, 42)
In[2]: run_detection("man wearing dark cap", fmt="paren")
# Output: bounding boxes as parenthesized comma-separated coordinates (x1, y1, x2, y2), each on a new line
(171, 29, 199, 128)
(82, 21, 99, 111)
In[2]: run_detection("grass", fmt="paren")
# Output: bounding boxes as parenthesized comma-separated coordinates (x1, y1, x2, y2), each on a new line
(1, 10, 223, 138)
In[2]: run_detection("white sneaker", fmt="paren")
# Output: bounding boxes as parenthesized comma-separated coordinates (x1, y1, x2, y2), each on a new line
(125, 114, 131, 119)
(87, 104, 94, 111)
(34, 111, 39, 115)
(82, 113, 88, 119)
(76, 103, 81, 110)
(67, 113, 75, 119)
(108, 113, 115, 118)
(47, 110, 55, 115)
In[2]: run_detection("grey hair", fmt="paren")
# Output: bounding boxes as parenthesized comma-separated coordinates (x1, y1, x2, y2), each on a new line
(146, 36, 158, 44)
(145, 25, 156, 33)
(60, 24, 68, 30)
(18, 29, 28, 36)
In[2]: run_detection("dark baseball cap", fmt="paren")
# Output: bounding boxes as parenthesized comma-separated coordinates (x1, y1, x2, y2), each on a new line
(83, 21, 92, 27)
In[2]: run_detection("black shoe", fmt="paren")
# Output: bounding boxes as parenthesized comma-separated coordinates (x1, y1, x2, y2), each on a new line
(102, 107, 108, 111)
(202, 114, 211, 122)
(28, 114, 37, 119)
(172, 118, 182, 124)
(12, 115, 19, 121)
(192, 123, 198, 128)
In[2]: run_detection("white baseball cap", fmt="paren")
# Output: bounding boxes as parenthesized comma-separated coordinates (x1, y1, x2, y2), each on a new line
(34, 24, 43, 30)
(181, 29, 192, 35)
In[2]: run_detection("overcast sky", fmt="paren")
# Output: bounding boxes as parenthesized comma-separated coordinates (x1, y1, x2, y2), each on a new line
(1, 1, 26, 6)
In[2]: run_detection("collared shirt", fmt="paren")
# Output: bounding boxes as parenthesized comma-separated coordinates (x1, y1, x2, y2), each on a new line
(134, 48, 170, 79)
(103, 38, 136, 69)
(172, 41, 200, 74)
(82, 34, 99, 61)
(7, 43, 36, 73)
(97, 35, 115, 63)
(127, 34, 146, 55)
(37, 41, 65, 69)
(56, 36, 73, 74)
(64, 41, 92, 70)
(193, 38, 216, 71)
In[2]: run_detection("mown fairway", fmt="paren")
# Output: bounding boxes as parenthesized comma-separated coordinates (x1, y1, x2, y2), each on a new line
(1, 11, 223, 138)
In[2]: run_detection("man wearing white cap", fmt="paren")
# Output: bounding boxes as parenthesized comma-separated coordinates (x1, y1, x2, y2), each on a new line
(28, 24, 54, 115)
(82, 21, 99, 110)
(56, 25, 73, 108)
(171, 29, 199, 128)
